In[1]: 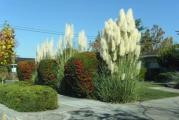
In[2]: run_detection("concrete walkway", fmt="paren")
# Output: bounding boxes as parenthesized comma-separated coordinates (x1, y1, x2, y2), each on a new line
(0, 94, 179, 120)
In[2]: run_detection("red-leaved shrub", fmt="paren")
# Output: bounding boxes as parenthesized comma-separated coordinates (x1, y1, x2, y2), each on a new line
(37, 59, 58, 89)
(61, 52, 98, 98)
(17, 61, 36, 81)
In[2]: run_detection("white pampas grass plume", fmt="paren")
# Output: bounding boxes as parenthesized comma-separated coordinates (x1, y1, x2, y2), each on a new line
(36, 39, 55, 62)
(64, 24, 74, 48)
(57, 36, 63, 54)
(136, 61, 142, 75)
(126, 8, 135, 31)
(135, 45, 141, 58)
(137, 61, 142, 70)
(78, 30, 88, 51)
(121, 73, 126, 80)
(100, 38, 108, 51)
(113, 51, 117, 61)
(118, 9, 127, 32)
(111, 39, 116, 52)
(119, 40, 125, 56)
(108, 61, 115, 74)
(99, 8, 141, 75)
(49, 38, 55, 58)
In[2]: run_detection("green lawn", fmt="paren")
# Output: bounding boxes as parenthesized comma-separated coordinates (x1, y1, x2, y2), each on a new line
(139, 81, 161, 87)
(137, 82, 179, 101)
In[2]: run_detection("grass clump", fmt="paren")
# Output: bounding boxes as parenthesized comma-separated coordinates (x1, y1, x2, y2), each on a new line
(93, 54, 141, 103)
(0, 82, 58, 112)
(93, 73, 138, 103)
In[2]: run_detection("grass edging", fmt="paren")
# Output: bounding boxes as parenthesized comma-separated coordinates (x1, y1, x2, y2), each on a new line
(137, 87, 179, 101)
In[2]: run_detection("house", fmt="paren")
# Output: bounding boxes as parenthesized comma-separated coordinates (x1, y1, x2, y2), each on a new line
(141, 55, 160, 80)
(16, 57, 35, 63)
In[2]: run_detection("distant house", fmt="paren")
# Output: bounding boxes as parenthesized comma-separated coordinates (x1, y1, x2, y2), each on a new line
(141, 55, 160, 80)
(141, 55, 160, 69)
(16, 57, 35, 63)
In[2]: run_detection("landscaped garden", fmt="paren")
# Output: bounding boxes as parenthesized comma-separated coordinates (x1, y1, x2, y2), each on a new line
(0, 8, 179, 114)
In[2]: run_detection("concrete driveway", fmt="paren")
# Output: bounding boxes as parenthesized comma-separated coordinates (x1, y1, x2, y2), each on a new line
(0, 95, 179, 120)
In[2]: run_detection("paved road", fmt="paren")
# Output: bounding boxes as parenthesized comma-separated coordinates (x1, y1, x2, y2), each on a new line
(1, 95, 179, 120)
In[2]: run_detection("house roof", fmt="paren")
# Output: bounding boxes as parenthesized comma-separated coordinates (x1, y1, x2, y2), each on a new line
(16, 57, 35, 63)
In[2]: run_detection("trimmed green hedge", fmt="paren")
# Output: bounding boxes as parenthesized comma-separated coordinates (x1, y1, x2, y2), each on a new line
(0, 82, 58, 112)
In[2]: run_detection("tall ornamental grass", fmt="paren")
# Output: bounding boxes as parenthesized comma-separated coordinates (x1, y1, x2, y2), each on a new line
(36, 24, 89, 87)
(94, 9, 141, 103)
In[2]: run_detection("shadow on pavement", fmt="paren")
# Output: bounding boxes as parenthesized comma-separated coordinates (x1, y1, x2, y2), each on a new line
(68, 108, 149, 120)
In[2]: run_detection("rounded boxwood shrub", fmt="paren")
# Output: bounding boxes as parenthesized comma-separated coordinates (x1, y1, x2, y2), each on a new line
(17, 61, 36, 81)
(37, 59, 58, 89)
(0, 82, 58, 112)
(61, 52, 98, 98)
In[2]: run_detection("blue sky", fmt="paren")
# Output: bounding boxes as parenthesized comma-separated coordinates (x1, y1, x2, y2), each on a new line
(0, 0, 179, 58)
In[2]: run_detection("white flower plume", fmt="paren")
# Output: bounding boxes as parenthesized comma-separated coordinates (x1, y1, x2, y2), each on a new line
(64, 24, 74, 48)
(57, 36, 63, 54)
(36, 24, 90, 63)
(78, 30, 88, 51)
(36, 38, 55, 63)
(99, 8, 141, 74)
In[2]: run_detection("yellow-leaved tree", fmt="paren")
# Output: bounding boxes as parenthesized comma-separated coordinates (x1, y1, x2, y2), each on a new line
(0, 23, 16, 65)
